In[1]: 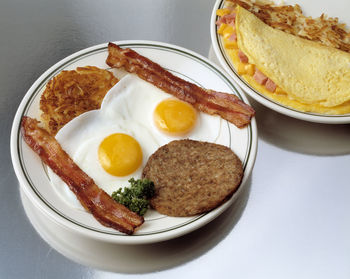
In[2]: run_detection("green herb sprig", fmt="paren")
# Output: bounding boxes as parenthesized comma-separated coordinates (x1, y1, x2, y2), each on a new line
(111, 178, 155, 216)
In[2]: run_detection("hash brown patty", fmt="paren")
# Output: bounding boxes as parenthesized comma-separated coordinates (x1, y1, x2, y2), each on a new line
(142, 139, 243, 217)
(40, 66, 118, 135)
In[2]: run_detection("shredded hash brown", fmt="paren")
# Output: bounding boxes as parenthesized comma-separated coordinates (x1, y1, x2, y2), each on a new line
(40, 66, 118, 135)
(227, 0, 350, 53)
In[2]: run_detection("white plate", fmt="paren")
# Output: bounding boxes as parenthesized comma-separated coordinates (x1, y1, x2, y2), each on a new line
(11, 40, 257, 244)
(210, 0, 350, 124)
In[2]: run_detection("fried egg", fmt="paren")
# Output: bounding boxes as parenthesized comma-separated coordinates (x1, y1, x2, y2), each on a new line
(48, 74, 222, 208)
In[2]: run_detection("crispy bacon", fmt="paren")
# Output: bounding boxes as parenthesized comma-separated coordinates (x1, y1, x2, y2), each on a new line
(21, 116, 144, 235)
(106, 43, 255, 128)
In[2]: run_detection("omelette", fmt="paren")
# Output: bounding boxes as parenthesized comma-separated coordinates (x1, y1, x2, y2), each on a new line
(217, 4, 350, 114)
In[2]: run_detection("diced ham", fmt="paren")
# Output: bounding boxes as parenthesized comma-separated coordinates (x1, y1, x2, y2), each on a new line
(223, 13, 236, 26)
(265, 78, 277, 92)
(253, 69, 268, 85)
(216, 17, 225, 26)
(238, 50, 248, 63)
(216, 13, 236, 27)
(228, 32, 237, 41)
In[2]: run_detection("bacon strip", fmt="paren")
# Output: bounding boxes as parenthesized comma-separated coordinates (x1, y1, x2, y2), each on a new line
(21, 116, 144, 235)
(106, 43, 255, 128)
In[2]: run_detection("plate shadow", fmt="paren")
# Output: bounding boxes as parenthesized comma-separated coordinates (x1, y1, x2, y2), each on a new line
(250, 98, 350, 156)
(21, 175, 252, 274)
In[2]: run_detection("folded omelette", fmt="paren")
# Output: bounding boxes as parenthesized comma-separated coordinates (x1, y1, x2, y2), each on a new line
(226, 5, 350, 114)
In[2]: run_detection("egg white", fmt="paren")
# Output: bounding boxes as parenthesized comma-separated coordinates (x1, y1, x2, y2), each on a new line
(48, 74, 222, 209)
(103, 74, 222, 144)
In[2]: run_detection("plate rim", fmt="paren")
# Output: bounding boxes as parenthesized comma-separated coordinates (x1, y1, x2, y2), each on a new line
(210, 0, 350, 124)
(11, 40, 258, 244)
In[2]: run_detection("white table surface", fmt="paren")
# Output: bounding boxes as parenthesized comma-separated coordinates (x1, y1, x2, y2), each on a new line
(1, 0, 350, 278)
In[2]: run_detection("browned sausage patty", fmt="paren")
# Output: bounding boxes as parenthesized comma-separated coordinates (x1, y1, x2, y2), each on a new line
(142, 139, 243, 217)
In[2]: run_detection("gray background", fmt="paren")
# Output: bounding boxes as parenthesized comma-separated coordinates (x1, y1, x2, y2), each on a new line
(1, 0, 350, 278)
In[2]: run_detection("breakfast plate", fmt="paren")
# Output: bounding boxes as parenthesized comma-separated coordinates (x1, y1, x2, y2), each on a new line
(11, 40, 257, 244)
(210, 0, 350, 124)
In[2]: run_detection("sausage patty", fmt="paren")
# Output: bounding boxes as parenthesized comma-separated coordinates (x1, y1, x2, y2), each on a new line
(142, 139, 243, 217)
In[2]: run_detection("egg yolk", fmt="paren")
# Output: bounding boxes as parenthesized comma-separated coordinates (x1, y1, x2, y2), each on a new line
(98, 133, 142, 177)
(154, 99, 197, 135)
